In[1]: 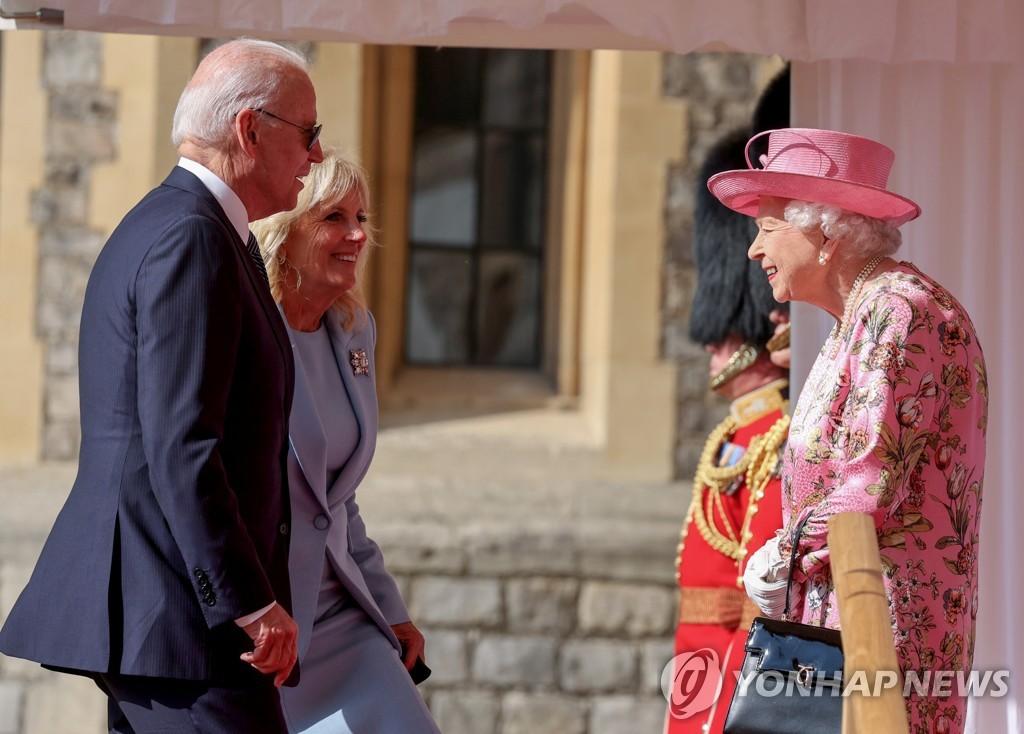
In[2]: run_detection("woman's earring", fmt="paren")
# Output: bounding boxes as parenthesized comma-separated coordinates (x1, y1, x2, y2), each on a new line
(818, 253, 828, 265)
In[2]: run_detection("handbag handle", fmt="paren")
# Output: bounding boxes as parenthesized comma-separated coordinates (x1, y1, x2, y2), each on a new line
(782, 511, 814, 622)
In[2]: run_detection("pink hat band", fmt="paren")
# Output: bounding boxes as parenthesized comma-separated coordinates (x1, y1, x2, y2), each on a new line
(708, 128, 921, 227)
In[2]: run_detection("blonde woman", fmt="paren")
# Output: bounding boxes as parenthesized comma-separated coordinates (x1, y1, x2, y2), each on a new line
(253, 148, 438, 734)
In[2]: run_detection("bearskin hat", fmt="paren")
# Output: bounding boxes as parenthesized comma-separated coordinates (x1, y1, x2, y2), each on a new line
(688, 66, 790, 348)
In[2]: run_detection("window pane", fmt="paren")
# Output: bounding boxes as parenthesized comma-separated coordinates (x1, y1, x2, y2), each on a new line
(415, 47, 483, 128)
(406, 250, 473, 365)
(480, 133, 545, 250)
(410, 129, 478, 247)
(482, 50, 549, 129)
(475, 253, 540, 367)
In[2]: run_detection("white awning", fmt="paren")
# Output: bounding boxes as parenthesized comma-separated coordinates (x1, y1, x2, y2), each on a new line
(2, 0, 1022, 63)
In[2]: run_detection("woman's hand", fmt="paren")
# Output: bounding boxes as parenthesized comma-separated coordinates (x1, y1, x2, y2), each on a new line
(742, 533, 790, 619)
(391, 620, 426, 671)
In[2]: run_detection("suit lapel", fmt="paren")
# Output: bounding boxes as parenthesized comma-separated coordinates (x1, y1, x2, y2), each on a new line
(282, 308, 377, 510)
(280, 307, 330, 510)
(325, 311, 377, 500)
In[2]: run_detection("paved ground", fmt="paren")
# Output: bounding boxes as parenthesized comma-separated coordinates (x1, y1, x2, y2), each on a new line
(0, 406, 686, 734)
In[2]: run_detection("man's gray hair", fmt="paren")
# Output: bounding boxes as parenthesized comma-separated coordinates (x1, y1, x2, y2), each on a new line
(171, 39, 309, 150)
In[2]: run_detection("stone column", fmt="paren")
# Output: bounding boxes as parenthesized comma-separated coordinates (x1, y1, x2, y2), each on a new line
(0, 30, 47, 462)
(578, 50, 684, 482)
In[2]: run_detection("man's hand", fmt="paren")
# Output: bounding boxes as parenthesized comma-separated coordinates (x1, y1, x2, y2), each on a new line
(766, 309, 791, 369)
(240, 603, 299, 687)
(391, 620, 426, 671)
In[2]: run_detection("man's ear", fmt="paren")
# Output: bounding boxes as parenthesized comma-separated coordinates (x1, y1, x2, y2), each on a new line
(235, 109, 259, 158)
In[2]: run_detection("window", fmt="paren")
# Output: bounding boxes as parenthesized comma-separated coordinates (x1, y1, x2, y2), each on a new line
(405, 48, 551, 368)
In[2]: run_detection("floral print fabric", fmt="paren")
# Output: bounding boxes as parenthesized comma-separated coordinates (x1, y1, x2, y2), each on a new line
(782, 262, 987, 734)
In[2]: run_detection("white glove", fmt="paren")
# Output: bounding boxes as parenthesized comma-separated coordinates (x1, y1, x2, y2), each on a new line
(742, 531, 790, 619)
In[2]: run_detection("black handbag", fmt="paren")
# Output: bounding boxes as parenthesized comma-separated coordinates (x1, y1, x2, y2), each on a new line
(722, 513, 845, 734)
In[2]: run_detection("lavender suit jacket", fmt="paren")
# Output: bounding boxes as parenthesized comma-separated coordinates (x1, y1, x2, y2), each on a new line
(284, 308, 408, 661)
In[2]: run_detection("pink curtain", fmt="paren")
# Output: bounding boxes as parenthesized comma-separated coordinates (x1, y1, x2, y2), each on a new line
(790, 60, 1023, 733)
(37, 0, 1024, 63)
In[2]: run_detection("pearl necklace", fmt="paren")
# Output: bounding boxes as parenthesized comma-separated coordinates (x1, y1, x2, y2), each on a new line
(829, 255, 884, 356)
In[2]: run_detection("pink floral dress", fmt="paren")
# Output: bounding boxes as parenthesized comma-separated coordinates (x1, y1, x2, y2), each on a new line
(782, 262, 987, 734)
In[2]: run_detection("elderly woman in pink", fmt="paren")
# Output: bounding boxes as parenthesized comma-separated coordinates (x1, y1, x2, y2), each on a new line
(710, 128, 987, 734)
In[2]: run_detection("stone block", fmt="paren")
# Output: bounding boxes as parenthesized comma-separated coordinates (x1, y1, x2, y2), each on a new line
(42, 422, 79, 461)
(44, 341, 78, 376)
(578, 581, 675, 637)
(590, 695, 668, 734)
(32, 187, 88, 226)
(464, 525, 576, 576)
(45, 159, 85, 187)
(576, 522, 678, 583)
(23, 672, 105, 734)
(678, 360, 715, 402)
(429, 690, 498, 734)
(372, 523, 466, 574)
(661, 262, 689, 315)
(409, 577, 501, 627)
(390, 574, 411, 603)
(674, 444, 702, 481)
(39, 228, 105, 259)
(641, 638, 677, 695)
(0, 564, 32, 621)
(49, 119, 116, 162)
(501, 692, 585, 734)
(49, 89, 118, 122)
(44, 32, 101, 87)
(36, 298, 66, 338)
(419, 629, 468, 686)
(472, 635, 557, 687)
(505, 578, 577, 634)
(45, 376, 79, 422)
(559, 639, 637, 693)
(0, 655, 48, 684)
(0, 681, 22, 734)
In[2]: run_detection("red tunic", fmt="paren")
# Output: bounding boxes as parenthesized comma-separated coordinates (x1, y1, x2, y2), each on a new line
(667, 383, 787, 734)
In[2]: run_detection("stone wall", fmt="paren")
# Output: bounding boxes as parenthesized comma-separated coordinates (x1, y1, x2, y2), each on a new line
(0, 431, 686, 734)
(34, 32, 117, 460)
(366, 477, 682, 734)
(660, 53, 782, 478)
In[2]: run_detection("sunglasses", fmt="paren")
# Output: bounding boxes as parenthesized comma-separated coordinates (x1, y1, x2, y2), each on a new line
(248, 107, 322, 151)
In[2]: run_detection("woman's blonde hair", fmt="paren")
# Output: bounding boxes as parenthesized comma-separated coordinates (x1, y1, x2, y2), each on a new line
(252, 146, 376, 330)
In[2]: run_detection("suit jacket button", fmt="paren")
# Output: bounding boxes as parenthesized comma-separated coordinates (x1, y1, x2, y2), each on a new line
(279, 523, 289, 535)
(313, 514, 330, 530)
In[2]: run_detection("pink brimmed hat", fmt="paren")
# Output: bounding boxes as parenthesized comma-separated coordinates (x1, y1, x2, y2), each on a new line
(707, 128, 921, 227)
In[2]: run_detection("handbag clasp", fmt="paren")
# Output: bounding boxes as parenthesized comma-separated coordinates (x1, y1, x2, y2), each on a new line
(796, 664, 816, 688)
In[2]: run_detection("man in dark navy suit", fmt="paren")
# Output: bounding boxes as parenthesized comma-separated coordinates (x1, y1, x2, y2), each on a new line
(0, 39, 324, 733)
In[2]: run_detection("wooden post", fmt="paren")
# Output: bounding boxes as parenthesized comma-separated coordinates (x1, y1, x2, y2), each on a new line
(828, 512, 909, 734)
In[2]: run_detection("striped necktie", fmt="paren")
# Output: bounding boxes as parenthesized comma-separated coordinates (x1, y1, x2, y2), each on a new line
(245, 232, 269, 285)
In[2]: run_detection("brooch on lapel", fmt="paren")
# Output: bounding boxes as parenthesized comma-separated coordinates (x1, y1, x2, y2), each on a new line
(349, 349, 370, 376)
